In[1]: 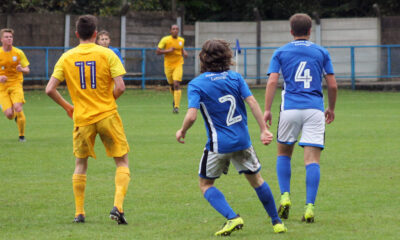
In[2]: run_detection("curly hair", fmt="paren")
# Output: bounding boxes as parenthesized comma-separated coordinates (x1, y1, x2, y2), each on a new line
(199, 39, 233, 73)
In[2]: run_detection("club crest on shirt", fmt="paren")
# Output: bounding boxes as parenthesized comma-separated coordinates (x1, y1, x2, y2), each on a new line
(12, 56, 17, 62)
(1, 66, 4, 70)
(179, 41, 182, 46)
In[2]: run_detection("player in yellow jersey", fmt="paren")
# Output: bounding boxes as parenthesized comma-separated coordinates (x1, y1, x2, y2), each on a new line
(0, 28, 30, 142)
(46, 15, 131, 225)
(156, 24, 188, 113)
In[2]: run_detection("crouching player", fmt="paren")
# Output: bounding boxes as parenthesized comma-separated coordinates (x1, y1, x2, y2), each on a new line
(176, 39, 287, 236)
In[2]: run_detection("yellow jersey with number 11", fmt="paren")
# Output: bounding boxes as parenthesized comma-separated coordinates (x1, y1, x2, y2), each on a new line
(52, 43, 126, 127)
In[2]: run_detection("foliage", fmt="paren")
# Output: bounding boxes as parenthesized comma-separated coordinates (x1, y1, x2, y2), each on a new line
(0, 0, 399, 22)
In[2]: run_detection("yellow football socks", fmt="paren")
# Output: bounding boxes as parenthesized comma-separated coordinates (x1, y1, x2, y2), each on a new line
(16, 111, 26, 136)
(72, 174, 87, 217)
(114, 166, 130, 213)
(174, 89, 181, 108)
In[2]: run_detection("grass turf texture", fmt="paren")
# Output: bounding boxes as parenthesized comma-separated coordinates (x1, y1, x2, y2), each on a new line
(0, 88, 399, 239)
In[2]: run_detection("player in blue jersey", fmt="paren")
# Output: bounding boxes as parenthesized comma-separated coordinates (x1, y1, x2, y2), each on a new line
(264, 13, 337, 223)
(176, 39, 287, 236)
(96, 30, 124, 64)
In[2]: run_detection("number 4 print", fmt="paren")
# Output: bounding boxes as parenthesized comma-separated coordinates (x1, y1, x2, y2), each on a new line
(75, 61, 96, 89)
(295, 61, 312, 89)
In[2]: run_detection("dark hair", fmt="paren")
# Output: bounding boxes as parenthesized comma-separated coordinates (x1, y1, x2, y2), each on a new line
(289, 13, 312, 37)
(199, 39, 233, 73)
(76, 15, 97, 40)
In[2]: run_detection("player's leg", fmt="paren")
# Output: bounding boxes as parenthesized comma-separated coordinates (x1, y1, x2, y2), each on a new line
(72, 124, 97, 223)
(244, 172, 287, 233)
(0, 90, 15, 119)
(97, 113, 130, 224)
(298, 109, 325, 222)
(164, 67, 175, 110)
(276, 110, 301, 219)
(9, 85, 26, 141)
(13, 102, 26, 141)
(198, 149, 241, 236)
(72, 157, 88, 223)
(172, 65, 183, 113)
(302, 146, 321, 223)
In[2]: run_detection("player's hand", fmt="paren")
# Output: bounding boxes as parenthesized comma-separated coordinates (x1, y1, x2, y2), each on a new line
(66, 105, 74, 119)
(264, 110, 272, 129)
(16, 64, 23, 72)
(261, 128, 273, 145)
(183, 50, 188, 58)
(176, 129, 186, 144)
(325, 108, 335, 124)
(0, 75, 7, 83)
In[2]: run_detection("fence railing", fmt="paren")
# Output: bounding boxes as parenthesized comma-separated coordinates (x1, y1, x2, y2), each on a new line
(19, 45, 400, 90)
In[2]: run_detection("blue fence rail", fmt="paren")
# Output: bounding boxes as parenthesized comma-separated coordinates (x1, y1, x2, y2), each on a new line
(19, 45, 400, 90)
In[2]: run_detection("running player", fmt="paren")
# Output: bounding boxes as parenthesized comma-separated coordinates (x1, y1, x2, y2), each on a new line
(0, 28, 30, 142)
(264, 13, 338, 223)
(176, 39, 287, 236)
(156, 24, 188, 113)
(46, 15, 131, 225)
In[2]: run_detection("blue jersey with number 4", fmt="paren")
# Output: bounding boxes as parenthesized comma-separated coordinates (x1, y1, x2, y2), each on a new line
(188, 70, 252, 154)
(268, 40, 334, 112)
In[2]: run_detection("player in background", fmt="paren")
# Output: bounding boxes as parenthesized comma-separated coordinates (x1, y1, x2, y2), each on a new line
(156, 24, 188, 114)
(176, 39, 287, 236)
(96, 30, 124, 64)
(264, 13, 337, 223)
(46, 15, 131, 225)
(0, 28, 30, 142)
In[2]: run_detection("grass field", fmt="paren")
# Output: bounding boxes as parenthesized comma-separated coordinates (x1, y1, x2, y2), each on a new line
(0, 88, 399, 240)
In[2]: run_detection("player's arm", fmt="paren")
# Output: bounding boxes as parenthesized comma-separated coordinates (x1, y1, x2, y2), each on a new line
(16, 65, 30, 74)
(156, 47, 174, 55)
(45, 76, 74, 118)
(113, 75, 126, 100)
(176, 108, 198, 144)
(264, 72, 279, 127)
(245, 95, 273, 145)
(324, 74, 337, 124)
(182, 49, 188, 58)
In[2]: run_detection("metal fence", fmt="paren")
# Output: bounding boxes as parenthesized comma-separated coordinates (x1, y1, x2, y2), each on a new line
(20, 45, 400, 90)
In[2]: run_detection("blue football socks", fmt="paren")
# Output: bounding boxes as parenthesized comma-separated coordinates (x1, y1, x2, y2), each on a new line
(277, 156, 291, 194)
(305, 163, 320, 204)
(204, 186, 237, 219)
(255, 182, 281, 224)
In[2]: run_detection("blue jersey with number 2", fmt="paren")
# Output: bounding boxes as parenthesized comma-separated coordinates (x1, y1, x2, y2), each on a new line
(268, 40, 334, 112)
(188, 70, 252, 154)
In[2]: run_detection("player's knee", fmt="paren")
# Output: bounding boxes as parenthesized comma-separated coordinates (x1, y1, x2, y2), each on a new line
(13, 104, 23, 113)
(199, 179, 214, 194)
(4, 109, 14, 119)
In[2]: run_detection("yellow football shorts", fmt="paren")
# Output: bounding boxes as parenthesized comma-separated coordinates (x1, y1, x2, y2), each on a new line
(0, 83, 25, 112)
(164, 64, 183, 85)
(73, 112, 130, 159)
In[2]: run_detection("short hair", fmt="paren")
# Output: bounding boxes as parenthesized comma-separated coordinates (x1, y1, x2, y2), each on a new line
(76, 15, 97, 40)
(171, 24, 179, 29)
(0, 28, 14, 38)
(96, 30, 110, 43)
(289, 13, 312, 37)
(199, 39, 233, 73)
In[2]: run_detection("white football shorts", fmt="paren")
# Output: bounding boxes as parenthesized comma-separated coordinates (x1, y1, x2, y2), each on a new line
(277, 109, 325, 149)
(198, 146, 261, 179)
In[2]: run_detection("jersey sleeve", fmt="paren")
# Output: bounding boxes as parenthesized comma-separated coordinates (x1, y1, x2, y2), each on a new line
(157, 37, 167, 49)
(17, 49, 30, 67)
(238, 73, 252, 99)
(112, 47, 124, 65)
(108, 50, 126, 78)
(267, 50, 281, 75)
(187, 83, 201, 109)
(51, 54, 66, 82)
(323, 49, 334, 75)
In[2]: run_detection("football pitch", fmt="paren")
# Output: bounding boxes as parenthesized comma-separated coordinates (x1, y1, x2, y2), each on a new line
(0, 88, 399, 240)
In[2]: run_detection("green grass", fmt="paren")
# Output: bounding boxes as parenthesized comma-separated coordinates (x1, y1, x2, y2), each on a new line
(0, 88, 399, 239)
